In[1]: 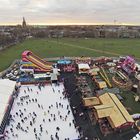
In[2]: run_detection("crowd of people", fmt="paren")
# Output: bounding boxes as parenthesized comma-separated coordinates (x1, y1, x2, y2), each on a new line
(4, 82, 80, 140)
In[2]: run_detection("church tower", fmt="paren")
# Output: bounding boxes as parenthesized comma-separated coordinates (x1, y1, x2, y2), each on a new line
(22, 17, 27, 28)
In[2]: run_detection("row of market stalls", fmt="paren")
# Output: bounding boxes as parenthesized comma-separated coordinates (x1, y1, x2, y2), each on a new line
(57, 59, 91, 74)
(33, 68, 59, 82)
(57, 57, 94, 73)
(18, 68, 60, 84)
(76, 76, 93, 98)
(57, 59, 76, 72)
(20, 54, 114, 75)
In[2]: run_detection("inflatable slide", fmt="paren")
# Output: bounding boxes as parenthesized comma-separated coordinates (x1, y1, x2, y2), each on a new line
(22, 51, 52, 72)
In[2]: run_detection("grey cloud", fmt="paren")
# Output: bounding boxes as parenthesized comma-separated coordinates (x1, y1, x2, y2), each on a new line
(0, 0, 140, 24)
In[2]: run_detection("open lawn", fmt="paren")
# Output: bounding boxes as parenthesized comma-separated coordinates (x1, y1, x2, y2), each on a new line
(56, 38, 140, 58)
(120, 91, 140, 114)
(1, 38, 140, 71)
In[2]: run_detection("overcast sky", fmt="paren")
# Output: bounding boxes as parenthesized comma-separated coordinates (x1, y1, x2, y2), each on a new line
(0, 0, 140, 25)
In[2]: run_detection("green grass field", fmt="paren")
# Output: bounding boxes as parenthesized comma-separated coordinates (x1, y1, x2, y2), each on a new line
(121, 91, 140, 114)
(1, 37, 140, 71)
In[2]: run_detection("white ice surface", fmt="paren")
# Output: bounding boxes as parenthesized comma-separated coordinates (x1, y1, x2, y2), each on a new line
(5, 83, 79, 140)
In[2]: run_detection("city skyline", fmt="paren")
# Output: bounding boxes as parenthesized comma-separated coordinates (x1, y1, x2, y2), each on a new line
(0, 0, 140, 25)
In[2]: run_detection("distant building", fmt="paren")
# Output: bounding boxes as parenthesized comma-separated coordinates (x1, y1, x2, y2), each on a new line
(22, 17, 27, 28)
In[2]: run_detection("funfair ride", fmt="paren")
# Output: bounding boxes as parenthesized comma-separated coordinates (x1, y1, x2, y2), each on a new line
(121, 56, 136, 75)
(21, 51, 52, 72)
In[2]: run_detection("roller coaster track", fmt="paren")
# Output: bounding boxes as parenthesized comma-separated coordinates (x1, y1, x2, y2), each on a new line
(99, 67, 112, 88)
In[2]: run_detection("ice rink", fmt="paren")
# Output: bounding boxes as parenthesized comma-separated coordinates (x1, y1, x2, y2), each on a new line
(5, 83, 79, 140)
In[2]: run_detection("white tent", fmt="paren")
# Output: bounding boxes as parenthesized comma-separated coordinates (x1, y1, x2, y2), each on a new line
(49, 68, 60, 82)
(78, 63, 90, 74)
(53, 68, 60, 75)
(132, 135, 140, 140)
(0, 79, 16, 125)
(0, 103, 8, 123)
(132, 114, 140, 119)
(50, 73, 58, 81)
(33, 73, 51, 79)
(0, 79, 16, 95)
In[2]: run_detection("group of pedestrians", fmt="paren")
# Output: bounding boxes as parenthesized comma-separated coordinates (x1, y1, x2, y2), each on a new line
(4, 82, 80, 140)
